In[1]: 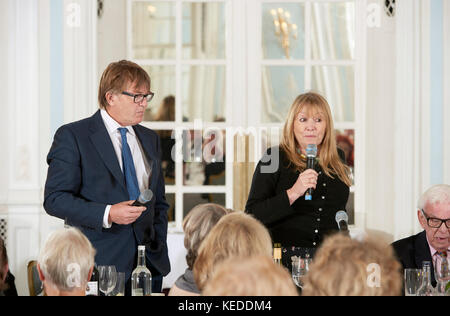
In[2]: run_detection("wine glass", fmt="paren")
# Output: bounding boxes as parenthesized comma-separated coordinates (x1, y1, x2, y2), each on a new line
(99, 265, 118, 296)
(434, 256, 450, 296)
(291, 257, 312, 289)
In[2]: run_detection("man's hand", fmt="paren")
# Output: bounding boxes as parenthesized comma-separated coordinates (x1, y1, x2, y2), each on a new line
(109, 201, 146, 225)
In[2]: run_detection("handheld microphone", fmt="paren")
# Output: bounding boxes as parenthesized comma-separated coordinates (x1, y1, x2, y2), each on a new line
(132, 189, 153, 207)
(335, 210, 349, 232)
(304, 144, 317, 201)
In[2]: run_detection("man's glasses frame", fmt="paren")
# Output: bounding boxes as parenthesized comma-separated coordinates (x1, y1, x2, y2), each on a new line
(122, 91, 154, 104)
(421, 209, 450, 229)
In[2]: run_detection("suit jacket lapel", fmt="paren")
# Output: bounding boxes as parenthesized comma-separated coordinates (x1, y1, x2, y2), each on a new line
(89, 111, 127, 193)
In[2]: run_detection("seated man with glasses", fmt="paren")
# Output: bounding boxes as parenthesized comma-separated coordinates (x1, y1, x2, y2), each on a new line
(392, 184, 450, 287)
(44, 60, 170, 295)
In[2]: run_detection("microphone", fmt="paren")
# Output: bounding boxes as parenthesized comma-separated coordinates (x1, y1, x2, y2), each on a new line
(335, 210, 349, 232)
(132, 189, 153, 207)
(304, 144, 317, 201)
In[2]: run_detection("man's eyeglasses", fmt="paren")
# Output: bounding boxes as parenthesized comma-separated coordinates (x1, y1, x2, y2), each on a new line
(421, 209, 450, 229)
(122, 91, 155, 104)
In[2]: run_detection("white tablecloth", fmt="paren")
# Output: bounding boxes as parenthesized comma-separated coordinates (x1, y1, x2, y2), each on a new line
(162, 232, 188, 290)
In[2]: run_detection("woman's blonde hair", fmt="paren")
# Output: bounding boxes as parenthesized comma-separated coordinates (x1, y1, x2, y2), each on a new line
(38, 228, 96, 292)
(280, 92, 352, 187)
(183, 203, 229, 270)
(203, 255, 298, 296)
(193, 212, 273, 292)
(302, 233, 402, 296)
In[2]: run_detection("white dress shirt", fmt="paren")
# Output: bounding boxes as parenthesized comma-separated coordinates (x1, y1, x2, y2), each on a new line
(100, 109, 151, 228)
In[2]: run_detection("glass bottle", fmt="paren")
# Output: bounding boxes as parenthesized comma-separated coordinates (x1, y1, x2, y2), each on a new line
(273, 243, 282, 266)
(85, 264, 99, 296)
(131, 245, 152, 296)
(416, 261, 435, 296)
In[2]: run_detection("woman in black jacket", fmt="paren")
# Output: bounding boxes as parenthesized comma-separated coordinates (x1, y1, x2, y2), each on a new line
(246, 92, 352, 268)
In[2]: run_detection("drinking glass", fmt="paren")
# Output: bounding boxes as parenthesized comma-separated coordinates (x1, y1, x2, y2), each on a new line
(291, 257, 312, 289)
(99, 265, 118, 296)
(433, 256, 450, 296)
(404, 268, 422, 296)
(112, 272, 125, 296)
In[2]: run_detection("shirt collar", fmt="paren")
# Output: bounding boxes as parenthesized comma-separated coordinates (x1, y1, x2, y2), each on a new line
(100, 109, 135, 137)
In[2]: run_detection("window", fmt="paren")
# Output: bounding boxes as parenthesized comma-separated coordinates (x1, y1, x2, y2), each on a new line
(128, 0, 232, 230)
(128, 0, 365, 229)
(248, 0, 364, 225)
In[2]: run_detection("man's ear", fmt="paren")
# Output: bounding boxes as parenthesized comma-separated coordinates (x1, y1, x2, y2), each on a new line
(105, 91, 115, 107)
(37, 263, 45, 282)
(417, 209, 426, 230)
(87, 266, 94, 282)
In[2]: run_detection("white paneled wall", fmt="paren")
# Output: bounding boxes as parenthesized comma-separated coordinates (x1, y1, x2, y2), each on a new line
(1, 0, 94, 295)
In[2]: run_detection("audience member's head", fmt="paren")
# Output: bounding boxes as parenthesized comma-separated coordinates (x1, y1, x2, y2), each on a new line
(183, 203, 229, 270)
(154, 95, 175, 122)
(0, 237, 8, 293)
(302, 233, 402, 296)
(37, 227, 96, 296)
(417, 184, 450, 252)
(203, 255, 298, 296)
(193, 212, 273, 292)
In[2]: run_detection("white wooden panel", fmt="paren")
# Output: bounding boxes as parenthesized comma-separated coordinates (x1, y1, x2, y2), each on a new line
(8, 209, 40, 296)
(8, 0, 40, 191)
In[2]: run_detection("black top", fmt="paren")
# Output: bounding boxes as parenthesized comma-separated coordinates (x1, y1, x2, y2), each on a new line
(245, 147, 349, 249)
(174, 268, 200, 294)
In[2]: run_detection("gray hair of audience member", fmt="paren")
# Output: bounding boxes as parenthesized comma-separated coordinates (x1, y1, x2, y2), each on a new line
(203, 255, 298, 296)
(183, 203, 229, 270)
(0, 237, 8, 292)
(37, 227, 96, 292)
(417, 184, 450, 210)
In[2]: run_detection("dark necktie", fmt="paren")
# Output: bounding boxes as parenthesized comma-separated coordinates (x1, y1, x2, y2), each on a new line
(118, 128, 140, 200)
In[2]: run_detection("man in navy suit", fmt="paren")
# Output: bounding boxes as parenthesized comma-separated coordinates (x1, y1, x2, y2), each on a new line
(44, 60, 170, 294)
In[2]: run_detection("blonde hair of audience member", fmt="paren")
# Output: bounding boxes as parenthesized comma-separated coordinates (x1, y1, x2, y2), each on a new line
(302, 233, 402, 296)
(0, 237, 8, 293)
(203, 255, 298, 296)
(193, 212, 273, 292)
(37, 228, 96, 296)
(168, 203, 229, 296)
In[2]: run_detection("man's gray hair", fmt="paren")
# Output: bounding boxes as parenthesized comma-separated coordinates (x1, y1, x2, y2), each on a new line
(38, 227, 96, 292)
(417, 184, 450, 211)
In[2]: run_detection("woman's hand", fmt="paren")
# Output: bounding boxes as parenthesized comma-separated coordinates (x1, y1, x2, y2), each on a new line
(286, 169, 318, 205)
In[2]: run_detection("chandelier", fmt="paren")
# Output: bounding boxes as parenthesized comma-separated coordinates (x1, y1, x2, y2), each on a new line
(270, 8, 298, 59)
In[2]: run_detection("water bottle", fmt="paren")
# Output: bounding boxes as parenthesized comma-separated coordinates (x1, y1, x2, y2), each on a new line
(416, 261, 434, 296)
(131, 245, 152, 296)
